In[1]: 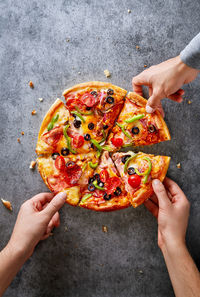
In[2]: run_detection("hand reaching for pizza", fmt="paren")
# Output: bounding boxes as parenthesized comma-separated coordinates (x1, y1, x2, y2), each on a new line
(8, 192, 66, 259)
(144, 177, 190, 249)
(132, 55, 199, 115)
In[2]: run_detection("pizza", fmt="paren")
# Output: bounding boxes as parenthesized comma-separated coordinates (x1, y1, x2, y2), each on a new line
(36, 81, 171, 211)
(107, 92, 170, 151)
(112, 151, 170, 208)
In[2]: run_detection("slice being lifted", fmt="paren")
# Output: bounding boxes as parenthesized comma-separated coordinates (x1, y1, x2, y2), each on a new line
(107, 92, 171, 151)
(112, 151, 171, 208)
(37, 152, 99, 206)
(79, 151, 130, 211)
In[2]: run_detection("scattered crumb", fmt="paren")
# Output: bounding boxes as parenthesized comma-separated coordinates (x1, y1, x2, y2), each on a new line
(187, 100, 192, 104)
(31, 109, 37, 115)
(66, 38, 70, 42)
(139, 270, 143, 274)
(1, 199, 12, 211)
(176, 163, 181, 169)
(128, 9, 131, 13)
(102, 225, 108, 233)
(78, 71, 81, 75)
(29, 81, 34, 88)
(64, 226, 68, 232)
(144, 64, 147, 68)
(136, 45, 140, 50)
(29, 161, 36, 169)
(38, 97, 43, 102)
(21, 131, 24, 135)
(104, 69, 111, 78)
(17, 138, 20, 143)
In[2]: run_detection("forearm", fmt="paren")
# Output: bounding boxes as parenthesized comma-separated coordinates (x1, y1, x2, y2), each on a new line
(161, 242, 200, 297)
(0, 243, 27, 296)
(180, 32, 200, 70)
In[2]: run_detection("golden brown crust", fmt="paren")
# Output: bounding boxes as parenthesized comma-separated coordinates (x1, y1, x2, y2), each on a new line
(63, 81, 127, 98)
(127, 92, 171, 141)
(79, 197, 131, 212)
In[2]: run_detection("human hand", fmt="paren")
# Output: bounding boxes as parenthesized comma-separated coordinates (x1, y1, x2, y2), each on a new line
(132, 56, 199, 115)
(7, 192, 66, 259)
(144, 178, 190, 250)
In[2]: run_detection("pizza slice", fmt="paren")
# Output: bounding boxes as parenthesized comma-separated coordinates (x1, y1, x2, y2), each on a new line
(112, 151, 170, 208)
(79, 151, 130, 211)
(37, 152, 99, 206)
(106, 92, 171, 151)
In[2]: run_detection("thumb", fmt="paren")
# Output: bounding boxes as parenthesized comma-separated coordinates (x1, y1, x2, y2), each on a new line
(152, 179, 171, 209)
(146, 89, 163, 113)
(43, 192, 67, 218)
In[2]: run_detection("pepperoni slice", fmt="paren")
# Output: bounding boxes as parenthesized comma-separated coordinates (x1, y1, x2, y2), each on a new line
(100, 169, 109, 183)
(72, 135, 84, 148)
(66, 96, 84, 111)
(65, 163, 82, 185)
(81, 93, 96, 107)
(42, 126, 63, 146)
(47, 174, 70, 192)
(55, 156, 66, 171)
(105, 176, 121, 195)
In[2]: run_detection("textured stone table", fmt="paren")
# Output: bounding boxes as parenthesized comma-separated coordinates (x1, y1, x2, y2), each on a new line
(0, 1, 200, 296)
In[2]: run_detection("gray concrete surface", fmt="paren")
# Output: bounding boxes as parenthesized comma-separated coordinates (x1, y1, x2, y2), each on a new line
(0, 0, 200, 296)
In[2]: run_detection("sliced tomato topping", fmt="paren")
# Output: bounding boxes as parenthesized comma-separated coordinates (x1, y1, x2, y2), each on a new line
(55, 156, 66, 171)
(111, 137, 123, 147)
(42, 126, 63, 146)
(105, 176, 121, 195)
(47, 174, 70, 192)
(81, 93, 96, 107)
(100, 169, 109, 183)
(72, 135, 84, 148)
(128, 175, 141, 188)
(66, 96, 84, 111)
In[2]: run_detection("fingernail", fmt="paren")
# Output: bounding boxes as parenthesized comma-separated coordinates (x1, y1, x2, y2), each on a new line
(152, 179, 161, 186)
(56, 192, 67, 200)
(146, 105, 155, 113)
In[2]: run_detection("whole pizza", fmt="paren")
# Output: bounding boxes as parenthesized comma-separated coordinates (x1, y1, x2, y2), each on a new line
(36, 81, 171, 211)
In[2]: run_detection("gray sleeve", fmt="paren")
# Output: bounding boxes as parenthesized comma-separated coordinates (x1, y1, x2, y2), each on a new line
(180, 32, 200, 70)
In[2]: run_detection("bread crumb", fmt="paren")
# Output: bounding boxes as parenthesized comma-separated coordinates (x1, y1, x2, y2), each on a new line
(66, 38, 70, 42)
(128, 9, 131, 13)
(64, 226, 68, 232)
(17, 138, 20, 143)
(102, 225, 108, 233)
(78, 71, 81, 75)
(136, 45, 140, 50)
(29, 161, 36, 169)
(21, 131, 24, 135)
(1, 199, 12, 211)
(104, 69, 111, 78)
(29, 81, 34, 88)
(31, 109, 37, 115)
(176, 163, 181, 169)
(38, 97, 43, 102)
(139, 270, 143, 274)
(144, 64, 147, 68)
(187, 100, 192, 104)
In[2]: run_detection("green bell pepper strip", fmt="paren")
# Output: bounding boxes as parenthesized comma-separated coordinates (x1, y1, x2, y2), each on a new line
(90, 139, 103, 151)
(47, 114, 59, 131)
(80, 193, 92, 203)
(125, 113, 145, 123)
(98, 129, 107, 144)
(93, 180, 105, 191)
(63, 125, 77, 154)
(97, 150, 101, 158)
(135, 157, 152, 184)
(102, 145, 112, 151)
(71, 111, 85, 123)
(75, 106, 93, 115)
(122, 143, 133, 148)
(82, 163, 87, 171)
(116, 122, 132, 139)
(89, 162, 98, 169)
(124, 153, 138, 173)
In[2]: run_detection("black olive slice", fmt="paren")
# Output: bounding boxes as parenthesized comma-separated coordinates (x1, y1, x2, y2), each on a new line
(61, 147, 69, 156)
(97, 181, 104, 187)
(121, 154, 131, 164)
(91, 91, 98, 97)
(88, 122, 95, 130)
(66, 161, 75, 169)
(148, 124, 156, 133)
(86, 106, 91, 110)
(84, 133, 91, 141)
(74, 120, 81, 128)
(114, 187, 122, 196)
(52, 152, 60, 160)
(131, 127, 140, 135)
(89, 177, 96, 184)
(88, 184, 95, 192)
(127, 167, 136, 175)
(94, 173, 100, 181)
(103, 124, 109, 130)
(103, 193, 112, 200)
(106, 96, 114, 104)
(107, 89, 114, 95)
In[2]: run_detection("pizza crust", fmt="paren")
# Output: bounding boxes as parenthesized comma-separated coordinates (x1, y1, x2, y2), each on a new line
(79, 197, 130, 212)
